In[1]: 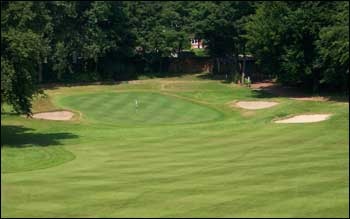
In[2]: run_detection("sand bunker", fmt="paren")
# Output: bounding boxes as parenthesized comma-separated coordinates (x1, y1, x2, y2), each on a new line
(275, 114, 332, 123)
(32, 111, 74, 121)
(235, 101, 279, 110)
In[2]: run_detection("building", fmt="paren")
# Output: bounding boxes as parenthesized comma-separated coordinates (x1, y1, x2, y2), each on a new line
(190, 38, 204, 49)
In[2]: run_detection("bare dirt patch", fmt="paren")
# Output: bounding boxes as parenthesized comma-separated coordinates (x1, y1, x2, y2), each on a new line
(290, 97, 329, 101)
(32, 111, 74, 121)
(251, 81, 324, 101)
(234, 101, 279, 110)
(251, 81, 276, 90)
(275, 114, 332, 123)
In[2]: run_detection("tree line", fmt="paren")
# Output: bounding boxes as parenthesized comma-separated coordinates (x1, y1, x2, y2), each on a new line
(1, 1, 349, 115)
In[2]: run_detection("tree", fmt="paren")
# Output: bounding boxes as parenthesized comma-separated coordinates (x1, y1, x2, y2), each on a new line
(316, 1, 349, 92)
(1, 1, 51, 115)
(125, 1, 192, 73)
(244, 2, 289, 78)
(48, 1, 135, 81)
(83, 1, 136, 73)
(244, 1, 348, 93)
(191, 1, 255, 80)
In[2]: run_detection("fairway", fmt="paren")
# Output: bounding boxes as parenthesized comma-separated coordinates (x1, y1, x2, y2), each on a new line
(1, 76, 349, 218)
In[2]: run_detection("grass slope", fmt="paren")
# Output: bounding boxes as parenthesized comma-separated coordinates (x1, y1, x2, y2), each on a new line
(1, 74, 349, 218)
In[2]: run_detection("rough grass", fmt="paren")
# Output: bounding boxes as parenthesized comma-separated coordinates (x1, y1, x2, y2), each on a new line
(1, 75, 349, 218)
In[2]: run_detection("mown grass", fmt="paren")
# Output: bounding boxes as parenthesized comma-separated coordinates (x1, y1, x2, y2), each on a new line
(56, 92, 224, 125)
(1, 74, 349, 218)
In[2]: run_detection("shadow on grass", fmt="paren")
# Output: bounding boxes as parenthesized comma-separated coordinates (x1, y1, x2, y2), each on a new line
(250, 82, 349, 103)
(1, 125, 78, 148)
(40, 80, 123, 91)
(196, 72, 233, 84)
(139, 71, 200, 79)
(1, 111, 19, 116)
(40, 72, 202, 91)
(251, 90, 277, 99)
(325, 95, 349, 103)
(196, 73, 349, 103)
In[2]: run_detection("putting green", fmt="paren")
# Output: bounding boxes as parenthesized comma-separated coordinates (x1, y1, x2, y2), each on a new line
(57, 92, 223, 125)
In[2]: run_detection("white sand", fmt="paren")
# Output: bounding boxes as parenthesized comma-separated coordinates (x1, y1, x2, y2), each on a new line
(32, 111, 74, 121)
(235, 101, 279, 110)
(275, 114, 332, 123)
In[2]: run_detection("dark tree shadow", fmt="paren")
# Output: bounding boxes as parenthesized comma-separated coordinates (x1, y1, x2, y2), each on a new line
(40, 81, 123, 91)
(194, 74, 349, 103)
(138, 71, 199, 79)
(252, 83, 313, 98)
(250, 82, 349, 103)
(1, 125, 79, 148)
(251, 89, 277, 98)
(196, 72, 232, 83)
(40, 71, 201, 91)
(327, 95, 349, 102)
(1, 111, 19, 116)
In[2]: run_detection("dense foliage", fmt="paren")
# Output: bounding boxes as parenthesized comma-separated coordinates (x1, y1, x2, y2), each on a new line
(1, 2, 51, 115)
(244, 1, 349, 92)
(1, 1, 349, 114)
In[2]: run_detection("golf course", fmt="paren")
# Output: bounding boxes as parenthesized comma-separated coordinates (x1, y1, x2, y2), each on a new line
(1, 74, 349, 218)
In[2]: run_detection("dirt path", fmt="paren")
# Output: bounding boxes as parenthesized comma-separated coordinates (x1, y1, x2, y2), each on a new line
(233, 101, 279, 110)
